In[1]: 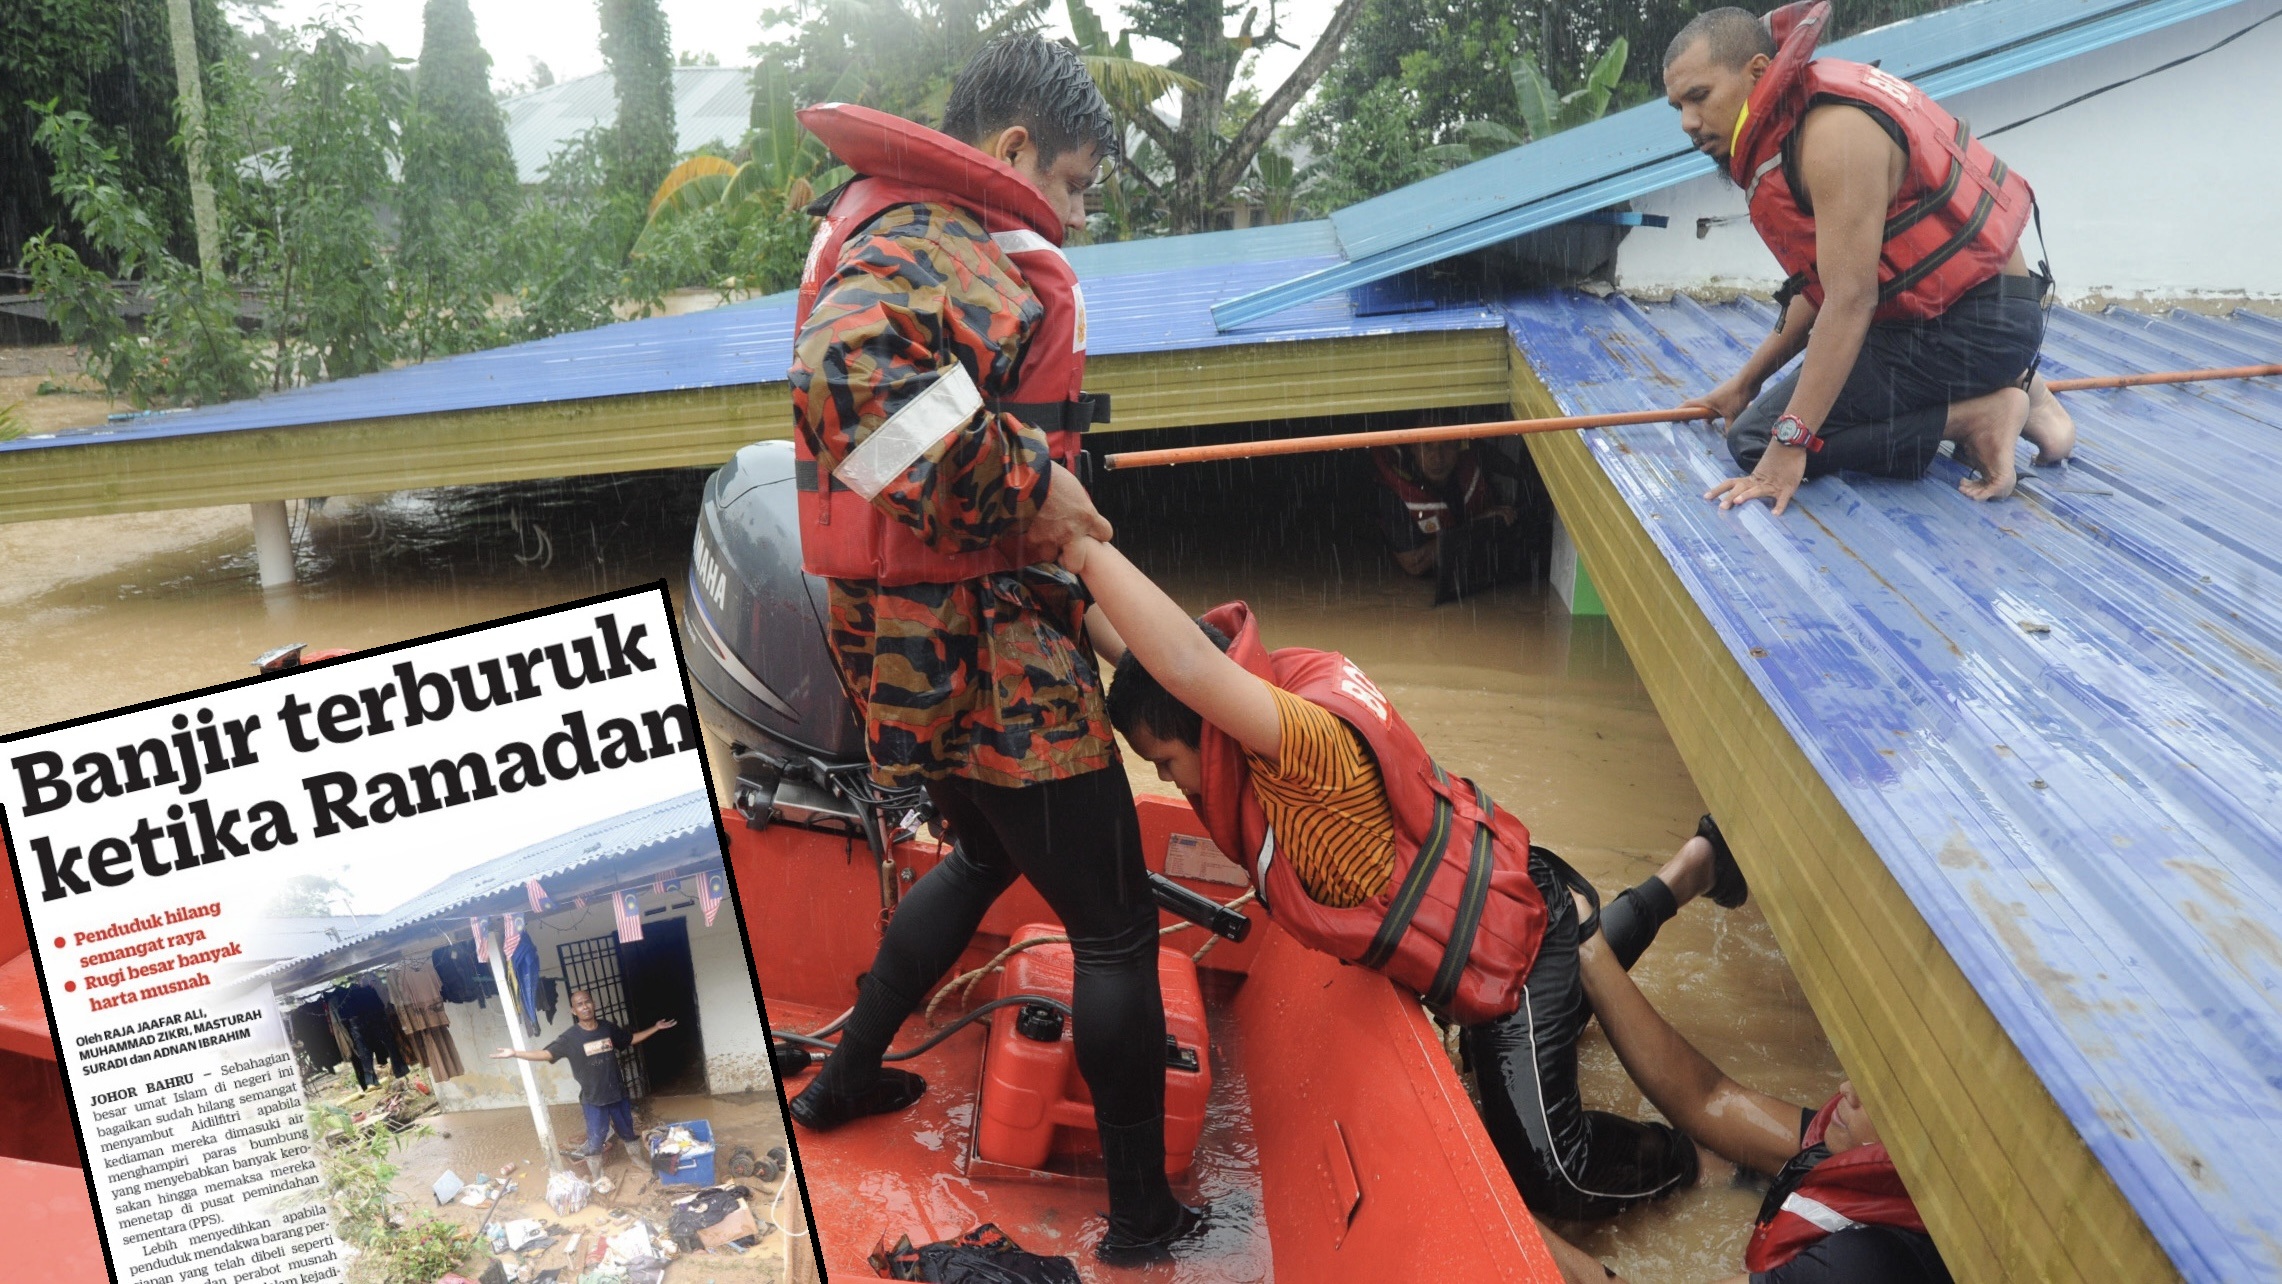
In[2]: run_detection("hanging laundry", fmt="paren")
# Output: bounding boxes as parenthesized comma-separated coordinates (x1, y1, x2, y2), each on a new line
(431, 941, 498, 1006)
(510, 931, 544, 1038)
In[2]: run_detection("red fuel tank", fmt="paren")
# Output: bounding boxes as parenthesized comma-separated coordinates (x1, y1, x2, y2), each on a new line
(975, 922, 1212, 1175)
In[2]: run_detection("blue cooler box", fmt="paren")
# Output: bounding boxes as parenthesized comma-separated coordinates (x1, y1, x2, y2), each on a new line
(651, 1119, 715, 1187)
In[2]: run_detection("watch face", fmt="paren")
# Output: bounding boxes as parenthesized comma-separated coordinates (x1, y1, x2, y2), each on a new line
(1774, 417, 1805, 447)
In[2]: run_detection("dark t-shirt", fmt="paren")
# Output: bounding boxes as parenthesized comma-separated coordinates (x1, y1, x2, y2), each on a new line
(545, 1019, 631, 1106)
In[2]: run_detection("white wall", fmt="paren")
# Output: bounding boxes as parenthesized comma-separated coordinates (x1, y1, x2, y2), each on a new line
(425, 894, 771, 1112)
(1615, 0, 2282, 303)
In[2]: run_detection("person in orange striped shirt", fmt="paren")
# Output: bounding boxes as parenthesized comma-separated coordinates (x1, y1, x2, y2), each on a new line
(1068, 533, 1749, 1228)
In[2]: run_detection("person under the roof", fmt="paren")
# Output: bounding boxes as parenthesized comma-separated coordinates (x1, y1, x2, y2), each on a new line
(1371, 438, 1550, 601)
(1063, 529, 1753, 1226)
(1663, 3, 2075, 515)
(1534, 926, 1954, 1284)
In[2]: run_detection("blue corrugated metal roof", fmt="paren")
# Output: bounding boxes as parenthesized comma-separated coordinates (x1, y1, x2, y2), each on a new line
(0, 253, 1498, 454)
(1212, 0, 2258, 330)
(1504, 291, 2282, 1282)
(268, 789, 719, 975)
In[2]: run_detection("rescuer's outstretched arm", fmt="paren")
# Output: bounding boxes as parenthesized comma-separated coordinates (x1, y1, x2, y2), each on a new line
(1577, 929, 1805, 1176)
(1060, 536, 1283, 761)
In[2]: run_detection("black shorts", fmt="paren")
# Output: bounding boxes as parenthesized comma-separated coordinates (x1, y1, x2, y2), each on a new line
(1728, 271, 2048, 480)
(1463, 850, 1699, 1220)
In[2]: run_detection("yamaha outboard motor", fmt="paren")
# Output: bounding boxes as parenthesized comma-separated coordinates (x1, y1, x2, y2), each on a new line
(682, 442, 922, 892)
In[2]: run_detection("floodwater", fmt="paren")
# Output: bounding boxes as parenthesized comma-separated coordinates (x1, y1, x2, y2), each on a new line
(382, 1090, 813, 1283)
(0, 450, 1844, 1282)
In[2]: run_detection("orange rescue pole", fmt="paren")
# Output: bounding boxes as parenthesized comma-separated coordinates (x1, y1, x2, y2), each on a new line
(1099, 362, 2282, 471)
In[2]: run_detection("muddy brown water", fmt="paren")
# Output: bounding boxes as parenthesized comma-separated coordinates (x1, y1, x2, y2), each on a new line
(0, 456, 1843, 1282)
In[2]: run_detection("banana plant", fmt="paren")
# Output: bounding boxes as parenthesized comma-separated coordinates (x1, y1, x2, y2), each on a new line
(641, 60, 858, 243)
(1066, 0, 1201, 122)
(1427, 37, 1629, 168)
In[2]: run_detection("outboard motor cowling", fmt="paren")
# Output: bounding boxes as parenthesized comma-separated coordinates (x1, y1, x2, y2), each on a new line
(683, 442, 870, 828)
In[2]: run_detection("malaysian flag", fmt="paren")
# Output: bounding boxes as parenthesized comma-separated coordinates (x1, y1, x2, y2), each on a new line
(503, 912, 525, 956)
(653, 879, 668, 899)
(697, 872, 725, 927)
(471, 918, 490, 963)
(614, 889, 644, 942)
(526, 879, 553, 914)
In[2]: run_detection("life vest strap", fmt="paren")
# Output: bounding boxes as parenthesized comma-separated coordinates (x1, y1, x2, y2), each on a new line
(1424, 779, 1499, 1012)
(1361, 765, 1456, 971)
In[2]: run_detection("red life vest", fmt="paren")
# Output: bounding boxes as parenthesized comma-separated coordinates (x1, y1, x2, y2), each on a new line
(1744, 1092, 1927, 1271)
(1190, 602, 1547, 1025)
(1371, 446, 1495, 537)
(1731, 1, 2035, 324)
(790, 102, 1103, 586)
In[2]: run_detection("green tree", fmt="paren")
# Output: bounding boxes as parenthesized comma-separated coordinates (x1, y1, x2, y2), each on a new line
(750, 0, 1042, 127)
(399, 0, 522, 358)
(1115, 0, 1367, 232)
(0, 0, 234, 271)
(402, 0, 519, 218)
(1424, 38, 1630, 165)
(599, 0, 679, 197)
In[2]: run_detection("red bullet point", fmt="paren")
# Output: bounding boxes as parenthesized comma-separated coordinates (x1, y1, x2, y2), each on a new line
(63, 981, 76, 992)
(53, 938, 64, 949)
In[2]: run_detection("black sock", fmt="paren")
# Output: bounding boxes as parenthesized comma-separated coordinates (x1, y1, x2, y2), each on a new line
(1602, 877, 1679, 970)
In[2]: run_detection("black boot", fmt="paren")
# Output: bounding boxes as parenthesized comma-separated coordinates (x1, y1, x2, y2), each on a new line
(788, 974, 928, 1131)
(1093, 1115, 1207, 1265)
(1697, 814, 1750, 909)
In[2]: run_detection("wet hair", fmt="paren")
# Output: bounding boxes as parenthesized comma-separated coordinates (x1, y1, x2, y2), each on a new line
(940, 32, 1122, 165)
(1106, 619, 1233, 750)
(1664, 7, 1778, 69)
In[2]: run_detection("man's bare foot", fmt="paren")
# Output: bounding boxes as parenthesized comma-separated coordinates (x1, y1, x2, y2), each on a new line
(1946, 387, 2030, 501)
(2022, 375, 2076, 465)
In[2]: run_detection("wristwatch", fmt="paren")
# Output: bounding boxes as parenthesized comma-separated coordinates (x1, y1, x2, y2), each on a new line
(1770, 412, 1824, 453)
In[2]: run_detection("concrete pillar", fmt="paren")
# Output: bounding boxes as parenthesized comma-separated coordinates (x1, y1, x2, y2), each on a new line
(485, 921, 563, 1172)
(251, 500, 296, 588)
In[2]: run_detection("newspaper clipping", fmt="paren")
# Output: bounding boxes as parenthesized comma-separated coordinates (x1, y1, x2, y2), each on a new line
(3, 585, 806, 1284)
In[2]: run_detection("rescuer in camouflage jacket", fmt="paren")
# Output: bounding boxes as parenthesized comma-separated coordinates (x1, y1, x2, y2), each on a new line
(792, 197, 1112, 787)
(784, 35, 1207, 1266)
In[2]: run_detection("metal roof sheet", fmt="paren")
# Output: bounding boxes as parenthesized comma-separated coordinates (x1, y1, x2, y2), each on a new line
(1212, 0, 2258, 330)
(0, 253, 1499, 454)
(1504, 290, 2282, 1282)
(501, 67, 756, 183)
(265, 789, 720, 976)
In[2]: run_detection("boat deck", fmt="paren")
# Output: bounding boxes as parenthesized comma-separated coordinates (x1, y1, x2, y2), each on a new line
(730, 798, 1567, 1283)
(1506, 293, 2282, 1284)
(766, 980, 1276, 1282)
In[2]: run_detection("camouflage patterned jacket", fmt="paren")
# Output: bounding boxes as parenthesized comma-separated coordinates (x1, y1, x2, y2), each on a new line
(789, 200, 1115, 789)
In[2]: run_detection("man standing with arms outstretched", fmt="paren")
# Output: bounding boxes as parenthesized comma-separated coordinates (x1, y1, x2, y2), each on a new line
(778, 35, 1203, 1263)
(1665, 3, 2075, 514)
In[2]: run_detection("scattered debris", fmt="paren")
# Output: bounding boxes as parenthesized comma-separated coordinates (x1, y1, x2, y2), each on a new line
(434, 1170, 467, 1205)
